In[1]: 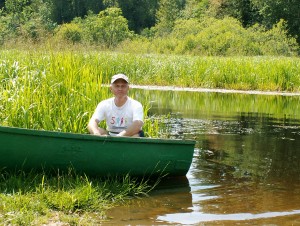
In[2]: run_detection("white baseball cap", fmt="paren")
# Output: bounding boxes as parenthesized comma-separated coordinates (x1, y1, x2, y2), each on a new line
(111, 74, 129, 84)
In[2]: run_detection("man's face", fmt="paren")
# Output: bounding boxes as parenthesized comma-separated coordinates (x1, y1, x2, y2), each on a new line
(110, 79, 129, 97)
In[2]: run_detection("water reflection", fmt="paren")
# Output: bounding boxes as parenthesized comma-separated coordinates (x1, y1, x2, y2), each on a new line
(105, 177, 193, 225)
(134, 89, 300, 120)
(195, 113, 300, 183)
(157, 152, 300, 225)
(106, 89, 300, 225)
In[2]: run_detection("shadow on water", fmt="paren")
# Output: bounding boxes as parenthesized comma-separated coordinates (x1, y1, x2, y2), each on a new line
(106, 89, 300, 225)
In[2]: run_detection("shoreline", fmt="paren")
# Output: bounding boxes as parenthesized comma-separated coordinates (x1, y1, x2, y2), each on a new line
(130, 85, 300, 96)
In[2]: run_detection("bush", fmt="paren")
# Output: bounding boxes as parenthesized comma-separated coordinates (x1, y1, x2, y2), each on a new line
(56, 23, 83, 44)
(82, 7, 133, 47)
(254, 19, 298, 56)
(141, 17, 299, 56)
(171, 18, 202, 38)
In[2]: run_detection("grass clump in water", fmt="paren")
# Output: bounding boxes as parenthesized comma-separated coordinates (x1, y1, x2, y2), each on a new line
(0, 169, 154, 225)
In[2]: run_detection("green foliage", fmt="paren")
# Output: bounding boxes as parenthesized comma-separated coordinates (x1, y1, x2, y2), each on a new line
(53, 7, 133, 47)
(56, 23, 83, 44)
(210, 0, 261, 27)
(171, 18, 202, 38)
(125, 17, 298, 56)
(80, 7, 133, 47)
(0, 51, 104, 132)
(193, 17, 258, 55)
(4, 0, 30, 14)
(0, 0, 55, 43)
(251, 0, 300, 44)
(96, 7, 132, 46)
(117, 0, 158, 33)
(0, 14, 8, 44)
(248, 19, 299, 56)
(0, 0, 299, 54)
(45, 0, 105, 25)
(154, 0, 182, 36)
(181, 0, 209, 19)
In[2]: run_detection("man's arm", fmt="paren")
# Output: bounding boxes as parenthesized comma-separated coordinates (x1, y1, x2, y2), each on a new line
(117, 120, 143, 137)
(87, 118, 107, 135)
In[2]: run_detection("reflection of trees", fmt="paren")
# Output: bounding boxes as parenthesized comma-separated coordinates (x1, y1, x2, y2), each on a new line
(190, 158, 300, 217)
(200, 112, 300, 183)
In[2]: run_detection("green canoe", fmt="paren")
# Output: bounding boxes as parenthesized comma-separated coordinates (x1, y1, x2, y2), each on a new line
(0, 126, 195, 177)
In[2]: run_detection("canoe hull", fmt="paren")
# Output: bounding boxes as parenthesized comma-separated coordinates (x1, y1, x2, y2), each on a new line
(0, 126, 195, 177)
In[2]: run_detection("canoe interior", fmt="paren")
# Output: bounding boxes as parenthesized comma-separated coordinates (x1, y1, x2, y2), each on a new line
(0, 126, 196, 177)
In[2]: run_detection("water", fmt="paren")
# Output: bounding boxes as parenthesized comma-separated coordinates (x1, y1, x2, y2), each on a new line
(106, 89, 300, 225)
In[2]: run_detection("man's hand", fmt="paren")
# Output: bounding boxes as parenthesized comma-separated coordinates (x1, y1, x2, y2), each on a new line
(116, 120, 143, 137)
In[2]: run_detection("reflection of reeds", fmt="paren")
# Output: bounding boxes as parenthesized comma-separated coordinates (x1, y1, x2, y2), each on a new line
(132, 88, 300, 121)
(1, 50, 299, 134)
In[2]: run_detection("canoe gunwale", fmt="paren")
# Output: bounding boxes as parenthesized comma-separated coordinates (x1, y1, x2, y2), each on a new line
(0, 126, 196, 145)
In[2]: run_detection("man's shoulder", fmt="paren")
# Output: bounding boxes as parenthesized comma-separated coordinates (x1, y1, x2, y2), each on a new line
(99, 97, 114, 104)
(97, 97, 114, 109)
(128, 97, 141, 103)
(128, 97, 143, 107)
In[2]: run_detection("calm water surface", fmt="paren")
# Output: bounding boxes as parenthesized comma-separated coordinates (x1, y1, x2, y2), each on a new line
(106, 89, 300, 225)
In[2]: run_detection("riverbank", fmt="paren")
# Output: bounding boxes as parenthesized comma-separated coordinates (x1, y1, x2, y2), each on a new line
(0, 170, 155, 225)
(131, 85, 300, 96)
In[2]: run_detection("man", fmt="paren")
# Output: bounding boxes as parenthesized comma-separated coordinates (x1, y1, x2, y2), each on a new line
(88, 73, 144, 137)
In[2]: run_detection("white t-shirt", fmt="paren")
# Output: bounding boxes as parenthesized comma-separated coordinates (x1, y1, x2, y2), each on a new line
(91, 97, 144, 133)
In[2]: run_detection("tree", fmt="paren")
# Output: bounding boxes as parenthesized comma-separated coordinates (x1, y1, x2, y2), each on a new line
(251, 0, 300, 44)
(181, 0, 209, 19)
(3, 0, 31, 29)
(46, 0, 104, 24)
(47, 0, 74, 23)
(4, 0, 30, 14)
(154, 0, 183, 36)
(0, 0, 55, 41)
(56, 23, 82, 44)
(212, 0, 261, 26)
(117, 0, 158, 33)
(83, 7, 132, 47)
(0, 0, 5, 8)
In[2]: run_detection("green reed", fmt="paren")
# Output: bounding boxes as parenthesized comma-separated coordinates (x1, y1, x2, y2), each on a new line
(1, 51, 105, 132)
(1, 50, 300, 134)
